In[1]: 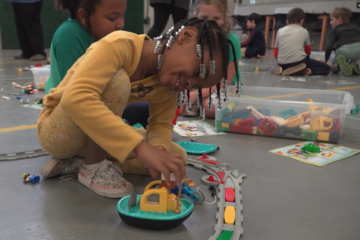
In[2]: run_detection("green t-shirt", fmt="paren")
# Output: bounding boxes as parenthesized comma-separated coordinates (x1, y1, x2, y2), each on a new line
(228, 31, 242, 86)
(45, 19, 94, 94)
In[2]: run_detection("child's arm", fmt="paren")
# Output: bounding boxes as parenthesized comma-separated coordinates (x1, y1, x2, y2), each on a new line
(241, 28, 256, 47)
(303, 30, 312, 56)
(325, 31, 336, 62)
(61, 37, 145, 163)
(273, 31, 280, 61)
(146, 89, 179, 152)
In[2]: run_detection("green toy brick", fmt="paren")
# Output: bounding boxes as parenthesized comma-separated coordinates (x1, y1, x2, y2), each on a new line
(131, 123, 144, 129)
(216, 120, 230, 131)
(302, 130, 317, 140)
(278, 108, 297, 119)
(301, 143, 320, 153)
(227, 102, 236, 109)
(217, 230, 233, 240)
(234, 113, 250, 119)
(220, 107, 231, 118)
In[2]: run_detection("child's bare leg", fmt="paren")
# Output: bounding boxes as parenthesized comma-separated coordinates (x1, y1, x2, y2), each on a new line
(84, 137, 106, 165)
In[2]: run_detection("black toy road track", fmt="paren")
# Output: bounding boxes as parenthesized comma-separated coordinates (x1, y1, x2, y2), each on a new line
(0, 149, 48, 161)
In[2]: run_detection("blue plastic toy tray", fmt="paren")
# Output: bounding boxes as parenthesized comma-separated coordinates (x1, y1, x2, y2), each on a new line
(176, 141, 219, 154)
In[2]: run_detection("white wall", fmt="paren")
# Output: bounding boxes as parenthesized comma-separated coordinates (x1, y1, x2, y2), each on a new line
(234, 0, 356, 15)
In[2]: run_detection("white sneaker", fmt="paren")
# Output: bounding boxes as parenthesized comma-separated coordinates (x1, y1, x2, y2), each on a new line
(78, 160, 134, 198)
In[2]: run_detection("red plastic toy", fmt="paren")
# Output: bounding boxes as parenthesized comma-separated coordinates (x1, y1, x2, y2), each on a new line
(172, 108, 180, 125)
(258, 118, 278, 135)
(225, 187, 235, 202)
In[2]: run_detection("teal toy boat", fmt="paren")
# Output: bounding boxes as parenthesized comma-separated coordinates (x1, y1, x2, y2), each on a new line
(117, 178, 195, 230)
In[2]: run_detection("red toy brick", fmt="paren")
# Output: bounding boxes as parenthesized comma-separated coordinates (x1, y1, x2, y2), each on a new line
(238, 118, 255, 126)
(217, 172, 225, 184)
(230, 125, 254, 134)
(225, 187, 235, 202)
(258, 118, 278, 135)
(206, 175, 218, 183)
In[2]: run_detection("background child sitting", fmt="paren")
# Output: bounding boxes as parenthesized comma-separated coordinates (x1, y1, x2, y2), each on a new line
(179, 0, 242, 118)
(325, 7, 360, 77)
(241, 13, 266, 59)
(273, 8, 331, 76)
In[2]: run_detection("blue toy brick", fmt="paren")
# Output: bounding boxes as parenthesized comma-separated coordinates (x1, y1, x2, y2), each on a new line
(259, 109, 270, 116)
(221, 114, 234, 124)
(29, 175, 40, 183)
(255, 118, 263, 126)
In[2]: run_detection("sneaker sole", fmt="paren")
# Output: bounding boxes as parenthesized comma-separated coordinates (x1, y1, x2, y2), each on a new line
(78, 173, 134, 198)
(336, 55, 353, 77)
(350, 64, 360, 75)
(273, 65, 282, 75)
(281, 63, 306, 76)
(40, 157, 60, 178)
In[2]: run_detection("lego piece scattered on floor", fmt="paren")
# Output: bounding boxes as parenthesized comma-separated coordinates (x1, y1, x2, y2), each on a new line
(270, 141, 360, 166)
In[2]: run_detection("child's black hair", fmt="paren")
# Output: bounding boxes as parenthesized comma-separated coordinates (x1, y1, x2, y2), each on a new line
(287, 8, 305, 24)
(245, 13, 261, 26)
(54, 0, 100, 33)
(154, 17, 241, 119)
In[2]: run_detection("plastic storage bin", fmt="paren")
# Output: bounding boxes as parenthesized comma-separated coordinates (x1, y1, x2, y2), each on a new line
(30, 65, 50, 90)
(214, 86, 355, 143)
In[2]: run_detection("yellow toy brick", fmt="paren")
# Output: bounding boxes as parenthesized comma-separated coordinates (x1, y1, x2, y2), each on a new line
(270, 116, 286, 126)
(234, 118, 242, 125)
(222, 122, 230, 128)
(317, 132, 330, 141)
(224, 206, 235, 225)
(310, 116, 333, 131)
(285, 114, 304, 127)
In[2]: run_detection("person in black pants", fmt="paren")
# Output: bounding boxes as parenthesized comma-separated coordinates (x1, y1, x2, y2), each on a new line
(147, 0, 190, 39)
(8, 0, 47, 61)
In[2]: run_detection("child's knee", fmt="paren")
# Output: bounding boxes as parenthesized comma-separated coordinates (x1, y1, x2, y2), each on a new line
(170, 142, 187, 163)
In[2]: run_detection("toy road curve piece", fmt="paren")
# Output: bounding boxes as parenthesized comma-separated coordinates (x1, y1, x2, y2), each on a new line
(201, 175, 219, 186)
(193, 190, 205, 204)
(176, 141, 219, 154)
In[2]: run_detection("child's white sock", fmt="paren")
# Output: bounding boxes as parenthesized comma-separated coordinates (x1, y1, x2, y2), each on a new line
(84, 159, 106, 169)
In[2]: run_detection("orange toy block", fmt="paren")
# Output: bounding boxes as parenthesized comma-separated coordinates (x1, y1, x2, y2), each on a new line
(310, 116, 333, 131)
(233, 118, 242, 125)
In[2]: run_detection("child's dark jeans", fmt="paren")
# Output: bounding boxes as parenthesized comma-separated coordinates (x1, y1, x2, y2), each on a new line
(279, 56, 331, 75)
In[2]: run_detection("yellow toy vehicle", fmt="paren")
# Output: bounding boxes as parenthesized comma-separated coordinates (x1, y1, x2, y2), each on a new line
(117, 177, 194, 230)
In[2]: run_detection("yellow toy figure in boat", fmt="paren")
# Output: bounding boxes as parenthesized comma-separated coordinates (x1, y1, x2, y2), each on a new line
(117, 173, 194, 230)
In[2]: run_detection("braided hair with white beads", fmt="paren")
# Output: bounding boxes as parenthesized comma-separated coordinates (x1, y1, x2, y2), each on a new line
(153, 17, 241, 119)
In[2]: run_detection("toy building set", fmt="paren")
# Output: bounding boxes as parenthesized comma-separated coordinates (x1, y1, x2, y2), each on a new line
(215, 86, 356, 143)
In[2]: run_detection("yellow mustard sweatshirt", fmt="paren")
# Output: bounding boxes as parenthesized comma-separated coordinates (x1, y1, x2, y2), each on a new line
(39, 31, 178, 163)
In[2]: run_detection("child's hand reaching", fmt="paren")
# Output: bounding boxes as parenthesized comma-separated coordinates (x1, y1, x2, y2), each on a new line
(134, 141, 186, 186)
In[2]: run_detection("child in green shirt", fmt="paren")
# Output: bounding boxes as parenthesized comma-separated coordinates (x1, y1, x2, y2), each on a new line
(45, 0, 150, 128)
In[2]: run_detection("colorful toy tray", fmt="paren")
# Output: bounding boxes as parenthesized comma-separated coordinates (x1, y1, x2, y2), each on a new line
(176, 141, 219, 154)
(213, 86, 355, 143)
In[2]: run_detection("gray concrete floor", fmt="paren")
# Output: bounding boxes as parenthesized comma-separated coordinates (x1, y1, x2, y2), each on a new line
(0, 49, 360, 240)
